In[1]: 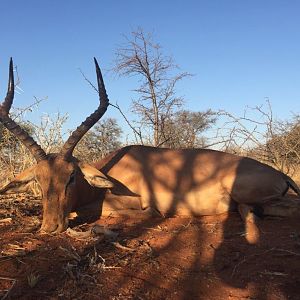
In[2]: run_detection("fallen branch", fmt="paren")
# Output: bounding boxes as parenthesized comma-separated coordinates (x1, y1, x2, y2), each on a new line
(0, 218, 12, 224)
(66, 225, 118, 241)
(111, 241, 136, 252)
(260, 271, 288, 276)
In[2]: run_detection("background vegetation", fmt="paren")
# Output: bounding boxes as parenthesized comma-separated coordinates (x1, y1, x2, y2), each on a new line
(0, 29, 299, 189)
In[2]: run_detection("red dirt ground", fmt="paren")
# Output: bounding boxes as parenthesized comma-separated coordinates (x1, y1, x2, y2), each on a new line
(1, 195, 300, 300)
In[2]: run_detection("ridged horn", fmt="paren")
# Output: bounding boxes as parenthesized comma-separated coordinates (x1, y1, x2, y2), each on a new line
(60, 58, 109, 159)
(0, 58, 47, 162)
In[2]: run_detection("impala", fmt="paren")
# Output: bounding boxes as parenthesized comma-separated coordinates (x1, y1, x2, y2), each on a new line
(0, 59, 299, 234)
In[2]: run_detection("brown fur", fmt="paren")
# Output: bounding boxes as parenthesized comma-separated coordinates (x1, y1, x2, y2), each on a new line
(1, 60, 299, 234)
(92, 145, 300, 218)
(1, 145, 299, 234)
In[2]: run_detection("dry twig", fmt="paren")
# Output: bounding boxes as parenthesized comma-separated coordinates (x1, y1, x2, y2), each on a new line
(231, 247, 300, 277)
(0, 277, 16, 300)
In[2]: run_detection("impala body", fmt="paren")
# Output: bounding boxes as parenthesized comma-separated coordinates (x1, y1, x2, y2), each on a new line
(0, 59, 299, 234)
(94, 145, 300, 218)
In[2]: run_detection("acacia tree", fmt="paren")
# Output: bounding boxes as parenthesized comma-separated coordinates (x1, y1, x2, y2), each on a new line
(162, 110, 216, 149)
(75, 117, 122, 162)
(114, 28, 191, 146)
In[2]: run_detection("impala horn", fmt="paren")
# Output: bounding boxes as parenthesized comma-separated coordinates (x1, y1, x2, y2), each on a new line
(0, 58, 47, 162)
(61, 58, 109, 159)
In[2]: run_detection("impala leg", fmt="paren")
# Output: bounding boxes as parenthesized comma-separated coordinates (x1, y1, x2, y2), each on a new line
(100, 207, 161, 218)
(69, 200, 102, 220)
(138, 179, 162, 214)
(142, 207, 163, 217)
(238, 203, 258, 223)
(238, 203, 260, 244)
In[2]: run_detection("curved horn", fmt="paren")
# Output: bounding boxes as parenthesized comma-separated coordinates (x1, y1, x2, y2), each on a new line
(0, 58, 47, 162)
(61, 58, 109, 158)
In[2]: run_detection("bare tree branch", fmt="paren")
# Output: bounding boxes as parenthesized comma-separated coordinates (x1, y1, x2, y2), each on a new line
(113, 28, 192, 146)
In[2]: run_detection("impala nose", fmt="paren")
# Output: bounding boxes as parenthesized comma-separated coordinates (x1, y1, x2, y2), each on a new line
(54, 218, 69, 233)
(40, 218, 69, 234)
(40, 223, 58, 234)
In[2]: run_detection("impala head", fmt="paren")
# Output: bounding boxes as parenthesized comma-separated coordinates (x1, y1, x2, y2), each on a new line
(0, 58, 114, 233)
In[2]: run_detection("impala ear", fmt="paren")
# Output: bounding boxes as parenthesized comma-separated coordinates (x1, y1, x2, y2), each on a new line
(78, 162, 114, 188)
(0, 166, 36, 194)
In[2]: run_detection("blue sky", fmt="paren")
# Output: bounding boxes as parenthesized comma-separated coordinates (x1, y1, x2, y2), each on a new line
(0, 0, 299, 136)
